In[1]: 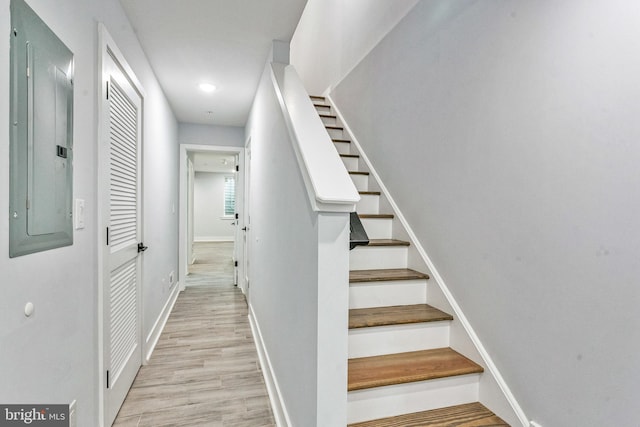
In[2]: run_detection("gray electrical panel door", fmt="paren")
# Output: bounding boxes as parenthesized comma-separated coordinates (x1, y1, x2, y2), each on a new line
(10, 0, 74, 257)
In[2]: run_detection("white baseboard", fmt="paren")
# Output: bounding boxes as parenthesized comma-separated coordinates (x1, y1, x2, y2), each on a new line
(144, 283, 180, 363)
(248, 305, 291, 427)
(328, 94, 529, 427)
(194, 236, 234, 242)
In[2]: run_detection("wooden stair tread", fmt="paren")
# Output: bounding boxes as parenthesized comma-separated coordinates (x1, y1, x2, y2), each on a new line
(348, 348, 483, 391)
(320, 113, 337, 118)
(350, 304, 453, 329)
(359, 213, 394, 219)
(326, 125, 344, 130)
(350, 268, 429, 283)
(310, 95, 325, 100)
(333, 138, 351, 143)
(366, 239, 410, 246)
(341, 154, 359, 158)
(349, 171, 370, 175)
(359, 191, 381, 195)
(348, 402, 509, 427)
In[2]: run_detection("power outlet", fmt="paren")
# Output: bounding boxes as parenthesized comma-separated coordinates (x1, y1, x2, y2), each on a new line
(530, 422, 543, 427)
(69, 400, 76, 427)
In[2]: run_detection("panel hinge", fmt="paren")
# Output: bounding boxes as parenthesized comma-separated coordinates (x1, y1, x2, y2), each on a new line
(234, 261, 238, 267)
(106, 227, 109, 245)
(26, 199, 30, 210)
(106, 370, 110, 389)
(235, 213, 239, 220)
(106, 81, 109, 100)
(235, 165, 239, 172)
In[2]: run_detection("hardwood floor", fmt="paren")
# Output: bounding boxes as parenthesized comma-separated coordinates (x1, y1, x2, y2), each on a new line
(348, 348, 483, 391)
(112, 243, 274, 427)
(348, 403, 509, 427)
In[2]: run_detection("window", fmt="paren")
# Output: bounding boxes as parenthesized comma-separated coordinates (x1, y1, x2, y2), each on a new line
(224, 176, 235, 217)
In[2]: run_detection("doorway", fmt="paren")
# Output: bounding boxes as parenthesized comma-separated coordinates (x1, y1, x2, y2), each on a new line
(179, 145, 245, 293)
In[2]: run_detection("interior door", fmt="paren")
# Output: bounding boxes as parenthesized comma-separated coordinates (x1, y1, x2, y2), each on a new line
(233, 154, 240, 286)
(187, 157, 195, 266)
(243, 143, 251, 299)
(103, 48, 143, 427)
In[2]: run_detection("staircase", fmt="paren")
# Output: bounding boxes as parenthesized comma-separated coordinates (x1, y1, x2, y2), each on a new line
(311, 95, 510, 426)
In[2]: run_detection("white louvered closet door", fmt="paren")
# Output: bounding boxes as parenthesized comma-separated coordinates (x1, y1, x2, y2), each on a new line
(104, 48, 143, 427)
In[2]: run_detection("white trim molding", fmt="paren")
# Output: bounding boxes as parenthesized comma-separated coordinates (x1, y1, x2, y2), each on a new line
(144, 282, 180, 362)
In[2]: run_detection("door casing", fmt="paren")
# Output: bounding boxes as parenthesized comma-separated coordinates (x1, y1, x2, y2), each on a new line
(178, 144, 245, 292)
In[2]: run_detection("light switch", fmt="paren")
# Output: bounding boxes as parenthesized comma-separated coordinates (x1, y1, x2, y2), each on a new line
(75, 199, 85, 229)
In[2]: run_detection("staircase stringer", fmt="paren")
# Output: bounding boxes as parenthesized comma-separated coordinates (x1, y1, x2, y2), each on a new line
(326, 94, 529, 427)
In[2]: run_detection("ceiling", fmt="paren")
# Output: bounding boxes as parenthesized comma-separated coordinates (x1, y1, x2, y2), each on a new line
(119, 0, 309, 127)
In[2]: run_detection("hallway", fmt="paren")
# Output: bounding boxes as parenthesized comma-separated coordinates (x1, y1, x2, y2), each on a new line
(113, 243, 275, 427)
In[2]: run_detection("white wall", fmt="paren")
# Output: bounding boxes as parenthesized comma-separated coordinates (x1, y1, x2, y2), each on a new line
(296, 1, 640, 426)
(290, 0, 419, 95)
(179, 122, 244, 147)
(0, 1, 178, 425)
(246, 62, 320, 426)
(193, 172, 235, 241)
(245, 57, 350, 426)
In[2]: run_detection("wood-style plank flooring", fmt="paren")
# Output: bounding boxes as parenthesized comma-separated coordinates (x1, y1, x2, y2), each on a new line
(112, 242, 274, 427)
(187, 241, 236, 286)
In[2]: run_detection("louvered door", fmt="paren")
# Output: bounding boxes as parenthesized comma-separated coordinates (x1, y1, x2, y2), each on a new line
(103, 48, 143, 427)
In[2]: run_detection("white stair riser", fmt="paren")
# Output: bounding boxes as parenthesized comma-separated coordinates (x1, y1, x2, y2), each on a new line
(350, 246, 407, 270)
(347, 374, 480, 424)
(356, 194, 379, 214)
(350, 174, 369, 192)
(349, 279, 426, 308)
(349, 322, 450, 358)
(320, 115, 337, 126)
(341, 156, 359, 170)
(334, 142, 351, 155)
(360, 218, 392, 239)
(327, 127, 344, 139)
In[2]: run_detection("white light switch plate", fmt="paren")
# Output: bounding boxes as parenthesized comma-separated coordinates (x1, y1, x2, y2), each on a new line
(75, 199, 85, 229)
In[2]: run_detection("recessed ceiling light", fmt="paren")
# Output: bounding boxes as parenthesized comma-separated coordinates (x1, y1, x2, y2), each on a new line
(199, 83, 216, 93)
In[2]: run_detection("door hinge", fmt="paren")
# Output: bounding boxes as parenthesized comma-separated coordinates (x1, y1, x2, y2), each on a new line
(235, 165, 239, 172)
(106, 81, 109, 99)
(106, 227, 109, 245)
(106, 370, 110, 389)
(234, 261, 238, 267)
(26, 199, 30, 210)
(235, 213, 239, 220)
